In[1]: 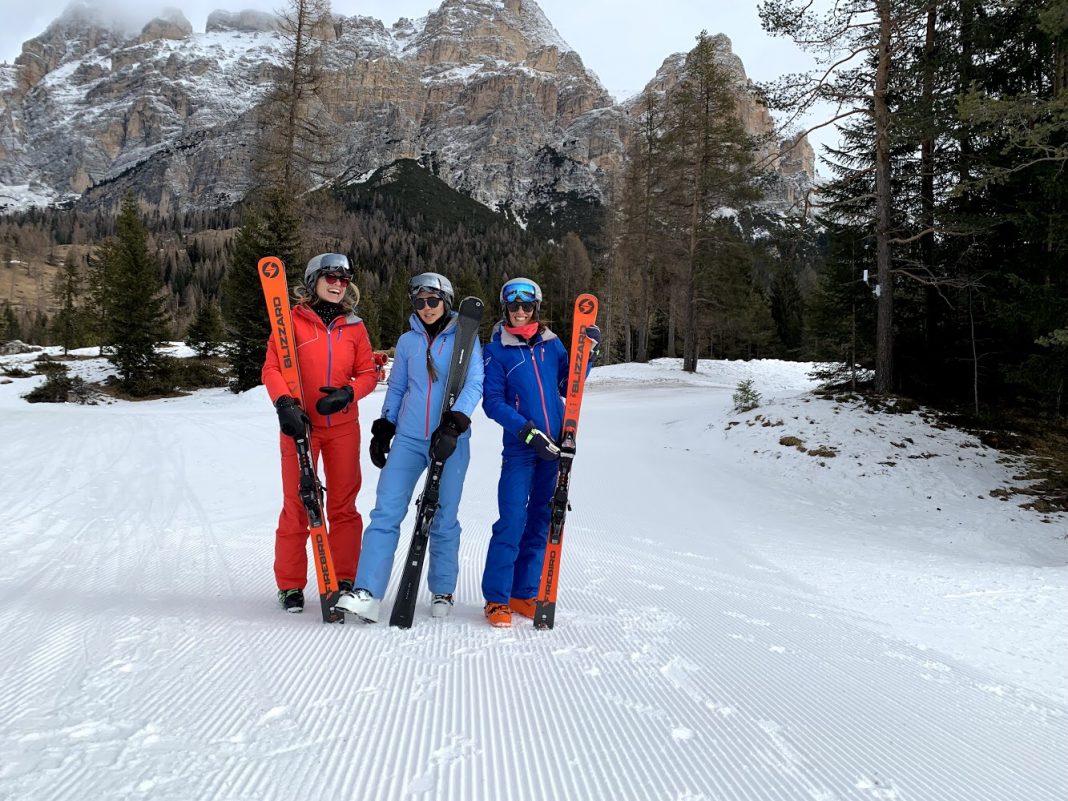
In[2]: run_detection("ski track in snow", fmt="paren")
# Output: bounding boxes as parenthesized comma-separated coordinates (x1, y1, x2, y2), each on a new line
(0, 359, 1065, 801)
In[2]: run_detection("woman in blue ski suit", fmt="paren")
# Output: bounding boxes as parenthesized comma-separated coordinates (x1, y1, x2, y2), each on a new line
(480, 277, 599, 628)
(335, 273, 483, 623)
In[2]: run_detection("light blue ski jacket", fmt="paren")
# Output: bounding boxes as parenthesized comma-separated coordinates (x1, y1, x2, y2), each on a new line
(380, 312, 484, 440)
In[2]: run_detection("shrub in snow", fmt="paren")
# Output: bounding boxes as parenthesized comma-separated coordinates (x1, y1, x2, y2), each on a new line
(25, 373, 93, 404)
(732, 379, 761, 412)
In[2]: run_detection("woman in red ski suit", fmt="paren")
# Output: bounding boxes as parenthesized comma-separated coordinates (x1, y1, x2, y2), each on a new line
(261, 253, 379, 613)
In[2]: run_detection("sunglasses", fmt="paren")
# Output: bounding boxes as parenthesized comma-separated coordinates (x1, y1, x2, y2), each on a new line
(413, 297, 443, 310)
(322, 274, 350, 286)
(506, 301, 536, 313)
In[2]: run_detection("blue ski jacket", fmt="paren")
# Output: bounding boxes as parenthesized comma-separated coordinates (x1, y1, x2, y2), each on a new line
(481, 322, 570, 451)
(380, 311, 484, 440)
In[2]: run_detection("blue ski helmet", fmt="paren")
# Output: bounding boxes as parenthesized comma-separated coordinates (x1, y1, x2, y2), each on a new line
(408, 272, 454, 311)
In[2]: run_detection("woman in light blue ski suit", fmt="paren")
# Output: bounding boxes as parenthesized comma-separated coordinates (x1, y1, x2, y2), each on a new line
(335, 273, 483, 623)
(480, 277, 599, 628)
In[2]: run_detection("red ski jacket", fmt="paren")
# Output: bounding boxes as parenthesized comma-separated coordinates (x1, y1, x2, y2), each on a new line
(262, 304, 379, 429)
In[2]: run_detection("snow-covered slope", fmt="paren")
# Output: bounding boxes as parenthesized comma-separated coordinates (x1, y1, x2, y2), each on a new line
(0, 353, 1064, 800)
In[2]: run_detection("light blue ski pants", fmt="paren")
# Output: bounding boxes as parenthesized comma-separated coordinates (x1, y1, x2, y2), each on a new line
(355, 432, 471, 599)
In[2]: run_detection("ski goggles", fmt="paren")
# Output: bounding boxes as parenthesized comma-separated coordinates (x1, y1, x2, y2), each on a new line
(408, 273, 450, 297)
(412, 296, 444, 310)
(505, 301, 536, 313)
(502, 283, 538, 303)
(313, 253, 353, 277)
(322, 274, 350, 286)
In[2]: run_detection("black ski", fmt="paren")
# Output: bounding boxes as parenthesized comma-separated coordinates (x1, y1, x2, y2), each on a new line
(389, 296, 484, 628)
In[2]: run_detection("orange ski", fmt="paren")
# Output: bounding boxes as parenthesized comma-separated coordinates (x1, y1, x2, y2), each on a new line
(258, 256, 342, 623)
(534, 293, 598, 629)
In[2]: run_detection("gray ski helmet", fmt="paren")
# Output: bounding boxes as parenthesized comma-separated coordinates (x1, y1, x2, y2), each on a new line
(304, 253, 352, 293)
(408, 272, 454, 311)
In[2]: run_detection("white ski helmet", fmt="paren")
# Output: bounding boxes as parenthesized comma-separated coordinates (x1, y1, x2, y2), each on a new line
(500, 277, 542, 319)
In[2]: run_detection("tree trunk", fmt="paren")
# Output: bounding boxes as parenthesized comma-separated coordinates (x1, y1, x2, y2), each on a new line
(920, 3, 940, 387)
(873, 0, 894, 393)
(683, 181, 700, 373)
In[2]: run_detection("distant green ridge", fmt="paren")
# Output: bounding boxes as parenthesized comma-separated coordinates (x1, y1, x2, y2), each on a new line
(335, 159, 513, 235)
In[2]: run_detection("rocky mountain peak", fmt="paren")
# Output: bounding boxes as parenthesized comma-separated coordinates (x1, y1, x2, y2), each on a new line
(13, 1, 129, 91)
(205, 10, 280, 34)
(410, 0, 574, 65)
(136, 9, 193, 45)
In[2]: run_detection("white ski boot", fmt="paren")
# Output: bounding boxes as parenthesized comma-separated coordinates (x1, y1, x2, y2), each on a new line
(430, 593, 454, 618)
(335, 588, 380, 622)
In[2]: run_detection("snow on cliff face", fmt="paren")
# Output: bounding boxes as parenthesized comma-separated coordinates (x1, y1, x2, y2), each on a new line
(0, 0, 802, 217)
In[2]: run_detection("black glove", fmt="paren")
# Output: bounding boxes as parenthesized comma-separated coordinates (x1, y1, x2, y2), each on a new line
(316, 385, 354, 416)
(430, 411, 471, 462)
(519, 421, 560, 461)
(275, 395, 310, 438)
(369, 418, 396, 469)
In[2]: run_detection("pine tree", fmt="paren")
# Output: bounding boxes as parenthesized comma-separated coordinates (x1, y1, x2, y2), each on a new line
(222, 189, 302, 392)
(379, 274, 411, 349)
(0, 302, 20, 341)
(105, 195, 171, 395)
(759, 0, 931, 391)
(255, 0, 339, 196)
(186, 299, 225, 358)
(663, 32, 761, 371)
(51, 249, 88, 354)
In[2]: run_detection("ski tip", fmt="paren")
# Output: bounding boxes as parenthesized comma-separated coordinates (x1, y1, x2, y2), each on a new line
(258, 256, 284, 279)
(574, 294, 597, 316)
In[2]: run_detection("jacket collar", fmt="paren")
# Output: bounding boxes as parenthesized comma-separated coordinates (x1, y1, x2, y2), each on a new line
(491, 320, 557, 347)
(295, 303, 362, 328)
(409, 310, 458, 337)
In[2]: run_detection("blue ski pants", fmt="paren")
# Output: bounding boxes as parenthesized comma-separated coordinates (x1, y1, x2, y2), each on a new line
(481, 448, 559, 604)
(355, 432, 471, 599)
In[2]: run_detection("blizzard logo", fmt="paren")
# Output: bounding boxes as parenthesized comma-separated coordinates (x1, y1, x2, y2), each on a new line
(578, 297, 594, 315)
(569, 329, 587, 394)
(272, 297, 292, 368)
(543, 549, 557, 590)
(261, 260, 280, 279)
(315, 535, 332, 585)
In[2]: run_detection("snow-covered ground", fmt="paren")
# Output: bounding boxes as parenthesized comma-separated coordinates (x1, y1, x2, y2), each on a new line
(0, 352, 1065, 801)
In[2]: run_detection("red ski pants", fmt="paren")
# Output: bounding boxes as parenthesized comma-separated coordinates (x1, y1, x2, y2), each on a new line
(274, 424, 363, 590)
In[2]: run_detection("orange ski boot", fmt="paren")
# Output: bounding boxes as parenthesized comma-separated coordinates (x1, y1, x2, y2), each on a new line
(509, 597, 536, 619)
(484, 602, 512, 628)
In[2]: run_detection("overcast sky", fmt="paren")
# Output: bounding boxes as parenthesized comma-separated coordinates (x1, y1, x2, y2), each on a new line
(1, 0, 831, 151)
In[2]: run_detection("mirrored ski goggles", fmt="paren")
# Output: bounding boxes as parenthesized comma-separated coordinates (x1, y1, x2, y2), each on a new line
(505, 301, 536, 313)
(409, 273, 449, 295)
(502, 283, 538, 303)
(321, 274, 350, 286)
(412, 296, 444, 310)
(315, 253, 352, 274)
